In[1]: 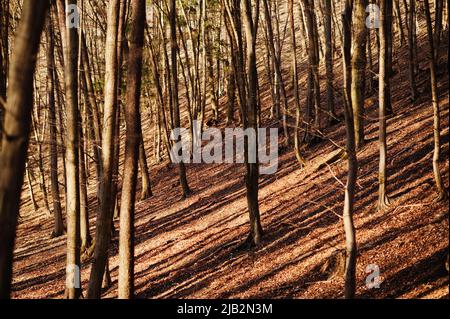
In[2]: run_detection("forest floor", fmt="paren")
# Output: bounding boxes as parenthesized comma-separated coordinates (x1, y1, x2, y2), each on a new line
(10, 12, 449, 299)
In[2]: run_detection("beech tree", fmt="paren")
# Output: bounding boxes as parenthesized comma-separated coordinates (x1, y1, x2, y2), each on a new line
(341, 0, 357, 299)
(88, 0, 121, 299)
(0, 0, 49, 299)
(424, 0, 448, 201)
(118, 0, 146, 299)
(378, 0, 393, 211)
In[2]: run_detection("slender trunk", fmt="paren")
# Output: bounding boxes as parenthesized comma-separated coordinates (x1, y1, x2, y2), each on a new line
(351, 0, 367, 149)
(262, 0, 289, 144)
(118, 0, 145, 298)
(79, 113, 92, 251)
(424, 0, 448, 201)
(289, 0, 306, 166)
(61, 0, 82, 299)
(88, 0, 121, 299)
(407, 0, 417, 101)
(324, 0, 336, 125)
(169, 0, 191, 198)
(243, 0, 263, 246)
(342, 1, 357, 299)
(139, 131, 152, 200)
(47, 13, 64, 238)
(378, 0, 392, 211)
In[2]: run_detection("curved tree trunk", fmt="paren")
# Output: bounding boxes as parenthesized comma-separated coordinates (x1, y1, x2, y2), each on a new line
(424, 0, 448, 201)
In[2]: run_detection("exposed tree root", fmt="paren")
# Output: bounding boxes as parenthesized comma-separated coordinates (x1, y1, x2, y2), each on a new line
(320, 249, 346, 280)
(434, 190, 448, 203)
(377, 194, 392, 212)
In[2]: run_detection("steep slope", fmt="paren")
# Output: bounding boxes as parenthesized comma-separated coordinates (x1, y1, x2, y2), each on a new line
(10, 3, 449, 299)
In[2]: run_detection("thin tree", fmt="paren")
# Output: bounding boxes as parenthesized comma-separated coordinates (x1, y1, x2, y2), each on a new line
(378, 0, 393, 211)
(342, 0, 358, 299)
(46, 11, 64, 238)
(118, 0, 145, 299)
(406, 0, 418, 101)
(289, 0, 306, 166)
(243, 0, 263, 246)
(323, 0, 336, 126)
(88, 0, 121, 299)
(169, 0, 191, 198)
(351, 0, 367, 149)
(0, 0, 49, 299)
(424, 0, 448, 201)
(61, 0, 82, 299)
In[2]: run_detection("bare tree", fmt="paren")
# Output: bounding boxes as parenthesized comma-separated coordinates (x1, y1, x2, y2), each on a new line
(341, 0, 358, 299)
(59, 0, 82, 299)
(46, 10, 64, 238)
(169, 0, 192, 198)
(351, 0, 367, 149)
(0, 0, 49, 299)
(424, 0, 448, 201)
(88, 0, 121, 299)
(118, 0, 146, 299)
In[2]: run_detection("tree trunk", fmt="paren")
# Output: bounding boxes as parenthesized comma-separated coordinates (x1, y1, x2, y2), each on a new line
(324, 0, 336, 126)
(424, 0, 448, 201)
(47, 12, 64, 238)
(169, 0, 191, 198)
(262, 0, 289, 145)
(60, 0, 82, 299)
(0, 0, 48, 299)
(289, 0, 306, 167)
(406, 0, 417, 101)
(118, 0, 145, 298)
(351, 0, 367, 150)
(243, 0, 263, 246)
(88, 0, 121, 299)
(79, 113, 92, 251)
(378, 0, 392, 211)
(342, 0, 358, 299)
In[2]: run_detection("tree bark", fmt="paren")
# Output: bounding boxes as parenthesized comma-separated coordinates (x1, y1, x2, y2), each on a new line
(118, 0, 145, 298)
(289, 0, 306, 167)
(0, 0, 48, 299)
(47, 11, 64, 238)
(324, 0, 336, 126)
(243, 0, 263, 246)
(88, 0, 121, 299)
(351, 0, 367, 149)
(169, 0, 191, 198)
(424, 0, 448, 201)
(342, 1, 358, 299)
(378, 0, 393, 211)
(60, 0, 82, 299)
